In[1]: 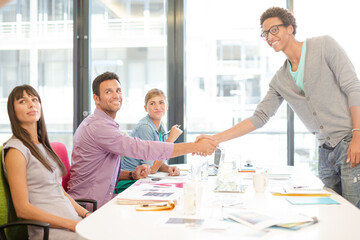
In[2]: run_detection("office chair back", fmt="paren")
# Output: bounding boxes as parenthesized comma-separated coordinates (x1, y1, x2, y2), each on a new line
(50, 142, 71, 191)
(0, 146, 28, 240)
(50, 142, 98, 211)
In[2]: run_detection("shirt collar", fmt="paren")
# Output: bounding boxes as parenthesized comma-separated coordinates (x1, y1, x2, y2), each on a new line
(94, 108, 119, 128)
(145, 114, 166, 134)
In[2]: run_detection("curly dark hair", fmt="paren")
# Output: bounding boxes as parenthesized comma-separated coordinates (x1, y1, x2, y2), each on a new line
(92, 71, 121, 96)
(260, 7, 297, 36)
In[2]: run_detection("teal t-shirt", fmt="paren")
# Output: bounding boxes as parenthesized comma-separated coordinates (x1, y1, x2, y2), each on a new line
(289, 40, 306, 92)
(159, 129, 163, 141)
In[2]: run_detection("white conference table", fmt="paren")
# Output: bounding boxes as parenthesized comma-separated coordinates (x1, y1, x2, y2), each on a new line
(76, 165, 360, 240)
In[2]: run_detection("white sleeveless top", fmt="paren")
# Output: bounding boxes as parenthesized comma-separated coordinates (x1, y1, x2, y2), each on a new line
(2, 137, 81, 240)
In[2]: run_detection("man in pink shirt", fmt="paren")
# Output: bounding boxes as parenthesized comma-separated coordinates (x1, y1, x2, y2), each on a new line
(68, 72, 217, 208)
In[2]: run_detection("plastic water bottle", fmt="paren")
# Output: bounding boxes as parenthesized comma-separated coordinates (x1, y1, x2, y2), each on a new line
(216, 150, 239, 191)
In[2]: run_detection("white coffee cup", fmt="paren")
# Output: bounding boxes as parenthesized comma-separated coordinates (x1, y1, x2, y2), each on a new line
(253, 173, 267, 193)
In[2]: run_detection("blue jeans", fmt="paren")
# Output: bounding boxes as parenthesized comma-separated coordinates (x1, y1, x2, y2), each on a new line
(318, 134, 360, 208)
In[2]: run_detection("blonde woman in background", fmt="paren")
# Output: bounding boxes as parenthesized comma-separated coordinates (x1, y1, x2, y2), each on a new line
(122, 88, 183, 176)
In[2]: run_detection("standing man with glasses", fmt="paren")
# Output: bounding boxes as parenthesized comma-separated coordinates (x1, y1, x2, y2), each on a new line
(197, 7, 360, 208)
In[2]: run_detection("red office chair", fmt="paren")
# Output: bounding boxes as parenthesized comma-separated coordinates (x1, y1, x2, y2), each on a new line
(50, 142, 70, 191)
(50, 142, 97, 211)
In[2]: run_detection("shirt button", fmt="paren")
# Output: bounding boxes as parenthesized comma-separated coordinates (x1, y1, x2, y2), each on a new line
(313, 112, 317, 116)
(320, 125, 324, 129)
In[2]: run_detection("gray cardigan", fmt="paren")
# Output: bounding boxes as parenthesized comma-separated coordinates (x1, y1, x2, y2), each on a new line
(249, 35, 360, 147)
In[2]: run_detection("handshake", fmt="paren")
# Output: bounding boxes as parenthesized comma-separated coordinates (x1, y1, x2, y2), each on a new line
(130, 134, 219, 181)
(167, 125, 218, 157)
(193, 134, 218, 156)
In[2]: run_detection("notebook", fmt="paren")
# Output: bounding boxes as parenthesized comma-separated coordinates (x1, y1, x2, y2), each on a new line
(286, 197, 339, 205)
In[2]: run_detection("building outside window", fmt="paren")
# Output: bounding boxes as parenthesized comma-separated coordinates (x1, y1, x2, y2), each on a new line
(294, 0, 360, 173)
(1, 0, 359, 173)
(90, 0, 167, 130)
(0, 0, 74, 153)
(185, 0, 288, 168)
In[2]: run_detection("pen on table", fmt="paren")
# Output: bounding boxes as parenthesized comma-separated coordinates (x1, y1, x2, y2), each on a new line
(164, 125, 181, 135)
(179, 168, 189, 172)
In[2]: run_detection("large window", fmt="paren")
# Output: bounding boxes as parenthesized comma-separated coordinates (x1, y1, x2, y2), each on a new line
(90, 0, 167, 131)
(293, 0, 360, 173)
(185, 0, 288, 167)
(0, 0, 73, 152)
(2, 0, 360, 172)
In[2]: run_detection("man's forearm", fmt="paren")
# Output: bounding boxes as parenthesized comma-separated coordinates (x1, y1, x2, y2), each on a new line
(214, 119, 255, 143)
(171, 142, 196, 158)
(350, 106, 360, 129)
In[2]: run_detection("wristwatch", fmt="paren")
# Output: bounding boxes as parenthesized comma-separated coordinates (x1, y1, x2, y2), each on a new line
(129, 171, 134, 180)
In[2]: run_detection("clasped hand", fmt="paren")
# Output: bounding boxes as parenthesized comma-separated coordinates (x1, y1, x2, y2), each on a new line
(168, 166, 180, 176)
(193, 134, 218, 156)
(132, 164, 150, 179)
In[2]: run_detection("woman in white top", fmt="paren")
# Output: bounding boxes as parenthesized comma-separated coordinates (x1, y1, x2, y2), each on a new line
(2, 85, 89, 240)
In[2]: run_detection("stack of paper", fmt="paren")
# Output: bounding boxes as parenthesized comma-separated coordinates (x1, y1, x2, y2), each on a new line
(223, 209, 317, 230)
(271, 183, 330, 197)
(265, 169, 292, 180)
(117, 180, 183, 205)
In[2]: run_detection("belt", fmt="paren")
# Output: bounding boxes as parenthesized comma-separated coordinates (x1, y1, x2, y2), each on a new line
(319, 143, 335, 151)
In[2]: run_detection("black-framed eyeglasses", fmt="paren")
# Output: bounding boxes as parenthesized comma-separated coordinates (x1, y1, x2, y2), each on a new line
(260, 24, 286, 40)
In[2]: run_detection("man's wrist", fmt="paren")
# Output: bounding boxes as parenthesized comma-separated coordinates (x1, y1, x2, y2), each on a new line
(129, 171, 134, 180)
(352, 129, 360, 137)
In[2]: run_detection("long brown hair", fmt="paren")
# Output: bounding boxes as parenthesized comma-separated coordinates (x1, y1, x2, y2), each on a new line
(6, 85, 66, 175)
